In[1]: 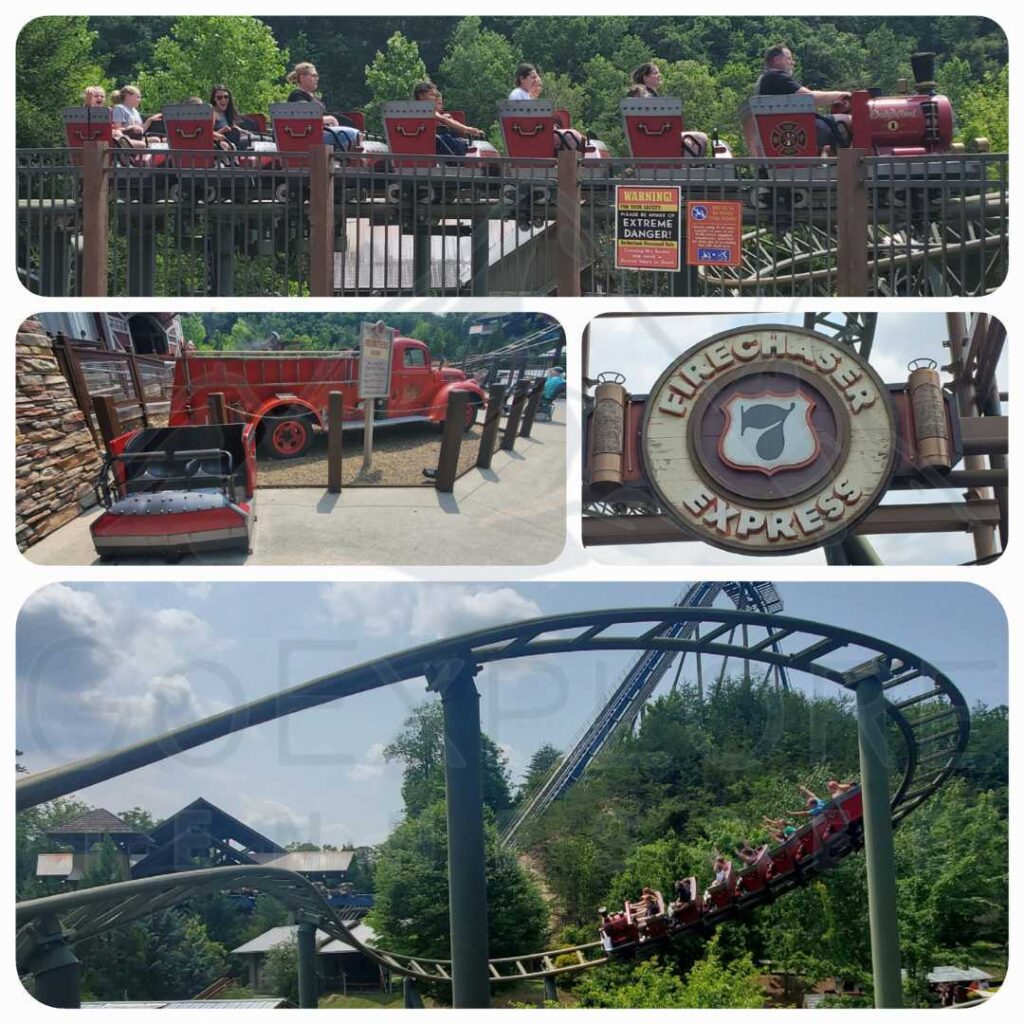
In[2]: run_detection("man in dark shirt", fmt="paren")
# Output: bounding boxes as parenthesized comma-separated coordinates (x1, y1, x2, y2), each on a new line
(756, 45, 851, 152)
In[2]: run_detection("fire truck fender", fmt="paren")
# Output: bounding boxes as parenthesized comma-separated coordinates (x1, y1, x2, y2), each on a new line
(431, 382, 487, 423)
(251, 396, 324, 432)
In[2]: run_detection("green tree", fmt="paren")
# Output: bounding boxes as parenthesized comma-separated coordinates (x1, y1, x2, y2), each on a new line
(383, 703, 513, 818)
(16, 17, 109, 147)
(437, 17, 517, 135)
(368, 800, 548, 960)
(957, 66, 1008, 152)
(264, 938, 300, 1004)
(364, 32, 428, 134)
(119, 806, 160, 833)
(517, 743, 562, 802)
(575, 939, 764, 1008)
(178, 314, 207, 348)
(136, 16, 288, 115)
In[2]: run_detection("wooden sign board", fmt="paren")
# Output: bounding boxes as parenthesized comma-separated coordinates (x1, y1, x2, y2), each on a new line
(358, 321, 394, 400)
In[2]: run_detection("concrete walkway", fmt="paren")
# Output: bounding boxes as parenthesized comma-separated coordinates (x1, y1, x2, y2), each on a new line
(23, 419, 565, 567)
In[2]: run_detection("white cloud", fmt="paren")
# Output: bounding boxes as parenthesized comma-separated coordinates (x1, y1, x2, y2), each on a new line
(319, 584, 543, 641)
(346, 742, 389, 781)
(21, 583, 108, 635)
(409, 586, 542, 639)
(17, 585, 235, 763)
(175, 583, 213, 602)
(236, 796, 307, 841)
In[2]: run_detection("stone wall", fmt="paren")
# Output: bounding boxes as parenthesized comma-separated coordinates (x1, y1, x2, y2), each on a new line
(16, 320, 103, 551)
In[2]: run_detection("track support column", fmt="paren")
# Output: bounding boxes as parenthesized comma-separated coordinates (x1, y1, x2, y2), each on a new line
(297, 919, 318, 1008)
(426, 656, 491, 1008)
(25, 914, 81, 1008)
(848, 657, 903, 1008)
(403, 976, 424, 1008)
(543, 975, 558, 1003)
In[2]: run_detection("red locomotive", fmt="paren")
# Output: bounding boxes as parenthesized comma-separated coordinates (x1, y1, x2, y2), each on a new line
(742, 52, 961, 160)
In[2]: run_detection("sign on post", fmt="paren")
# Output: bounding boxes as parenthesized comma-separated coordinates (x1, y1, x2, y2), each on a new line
(358, 321, 395, 470)
(614, 185, 681, 271)
(686, 200, 743, 267)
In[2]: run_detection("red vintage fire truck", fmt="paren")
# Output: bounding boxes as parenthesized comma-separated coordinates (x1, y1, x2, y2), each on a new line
(169, 337, 488, 458)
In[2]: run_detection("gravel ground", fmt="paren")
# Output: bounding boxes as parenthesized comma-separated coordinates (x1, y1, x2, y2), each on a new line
(256, 422, 483, 487)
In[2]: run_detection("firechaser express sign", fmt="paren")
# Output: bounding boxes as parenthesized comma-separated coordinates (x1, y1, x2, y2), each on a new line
(614, 186, 681, 271)
(641, 327, 896, 555)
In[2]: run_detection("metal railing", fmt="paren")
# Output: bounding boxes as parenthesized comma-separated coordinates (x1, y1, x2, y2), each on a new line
(15, 144, 1008, 298)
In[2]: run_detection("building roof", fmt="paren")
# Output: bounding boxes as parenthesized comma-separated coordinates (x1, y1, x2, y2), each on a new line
(231, 925, 330, 955)
(927, 967, 992, 984)
(145, 798, 284, 855)
(319, 922, 377, 954)
(254, 851, 354, 873)
(231, 923, 377, 957)
(46, 808, 150, 837)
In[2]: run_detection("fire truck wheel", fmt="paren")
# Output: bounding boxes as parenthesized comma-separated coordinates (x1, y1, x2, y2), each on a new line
(464, 397, 481, 431)
(261, 414, 314, 459)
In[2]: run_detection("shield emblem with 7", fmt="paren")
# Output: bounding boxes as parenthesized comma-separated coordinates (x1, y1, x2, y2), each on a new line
(718, 390, 819, 475)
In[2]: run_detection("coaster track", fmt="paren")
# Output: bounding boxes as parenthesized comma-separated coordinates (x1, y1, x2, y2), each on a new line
(16, 606, 970, 986)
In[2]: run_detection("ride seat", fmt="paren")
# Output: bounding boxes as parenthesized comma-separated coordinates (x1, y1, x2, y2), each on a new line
(382, 101, 438, 167)
(498, 100, 557, 159)
(740, 94, 818, 160)
(270, 102, 329, 169)
(621, 97, 685, 159)
(241, 112, 267, 133)
(63, 106, 113, 148)
(163, 103, 222, 169)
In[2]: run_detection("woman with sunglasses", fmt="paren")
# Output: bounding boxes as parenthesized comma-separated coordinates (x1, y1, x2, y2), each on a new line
(209, 85, 252, 150)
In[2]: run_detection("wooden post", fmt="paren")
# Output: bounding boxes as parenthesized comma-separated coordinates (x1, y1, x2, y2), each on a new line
(476, 385, 506, 470)
(435, 392, 469, 493)
(207, 391, 228, 425)
(946, 313, 997, 561)
(555, 147, 582, 297)
(328, 390, 344, 494)
(836, 148, 868, 297)
(309, 146, 335, 297)
(125, 353, 150, 427)
(93, 396, 122, 451)
(519, 378, 546, 437)
(501, 385, 529, 451)
(81, 141, 109, 298)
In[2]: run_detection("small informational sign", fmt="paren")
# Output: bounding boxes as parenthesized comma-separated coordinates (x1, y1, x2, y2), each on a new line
(359, 321, 394, 472)
(686, 201, 743, 267)
(358, 321, 394, 400)
(614, 185, 681, 272)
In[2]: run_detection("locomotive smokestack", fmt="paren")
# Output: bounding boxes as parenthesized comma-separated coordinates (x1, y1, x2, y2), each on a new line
(911, 52, 937, 95)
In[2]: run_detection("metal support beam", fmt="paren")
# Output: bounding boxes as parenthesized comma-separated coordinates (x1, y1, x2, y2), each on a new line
(543, 975, 558, 1003)
(849, 660, 904, 1008)
(403, 976, 424, 1008)
(427, 657, 491, 1008)
(24, 915, 81, 1008)
(297, 919, 318, 1008)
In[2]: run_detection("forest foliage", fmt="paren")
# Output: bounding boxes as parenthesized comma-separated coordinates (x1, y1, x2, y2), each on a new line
(17, 16, 1008, 154)
(507, 681, 1007, 1006)
(16, 678, 1007, 1006)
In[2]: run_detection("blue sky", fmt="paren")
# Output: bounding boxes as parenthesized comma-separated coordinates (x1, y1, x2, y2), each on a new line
(17, 582, 1006, 845)
(588, 313, 1008, 565)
